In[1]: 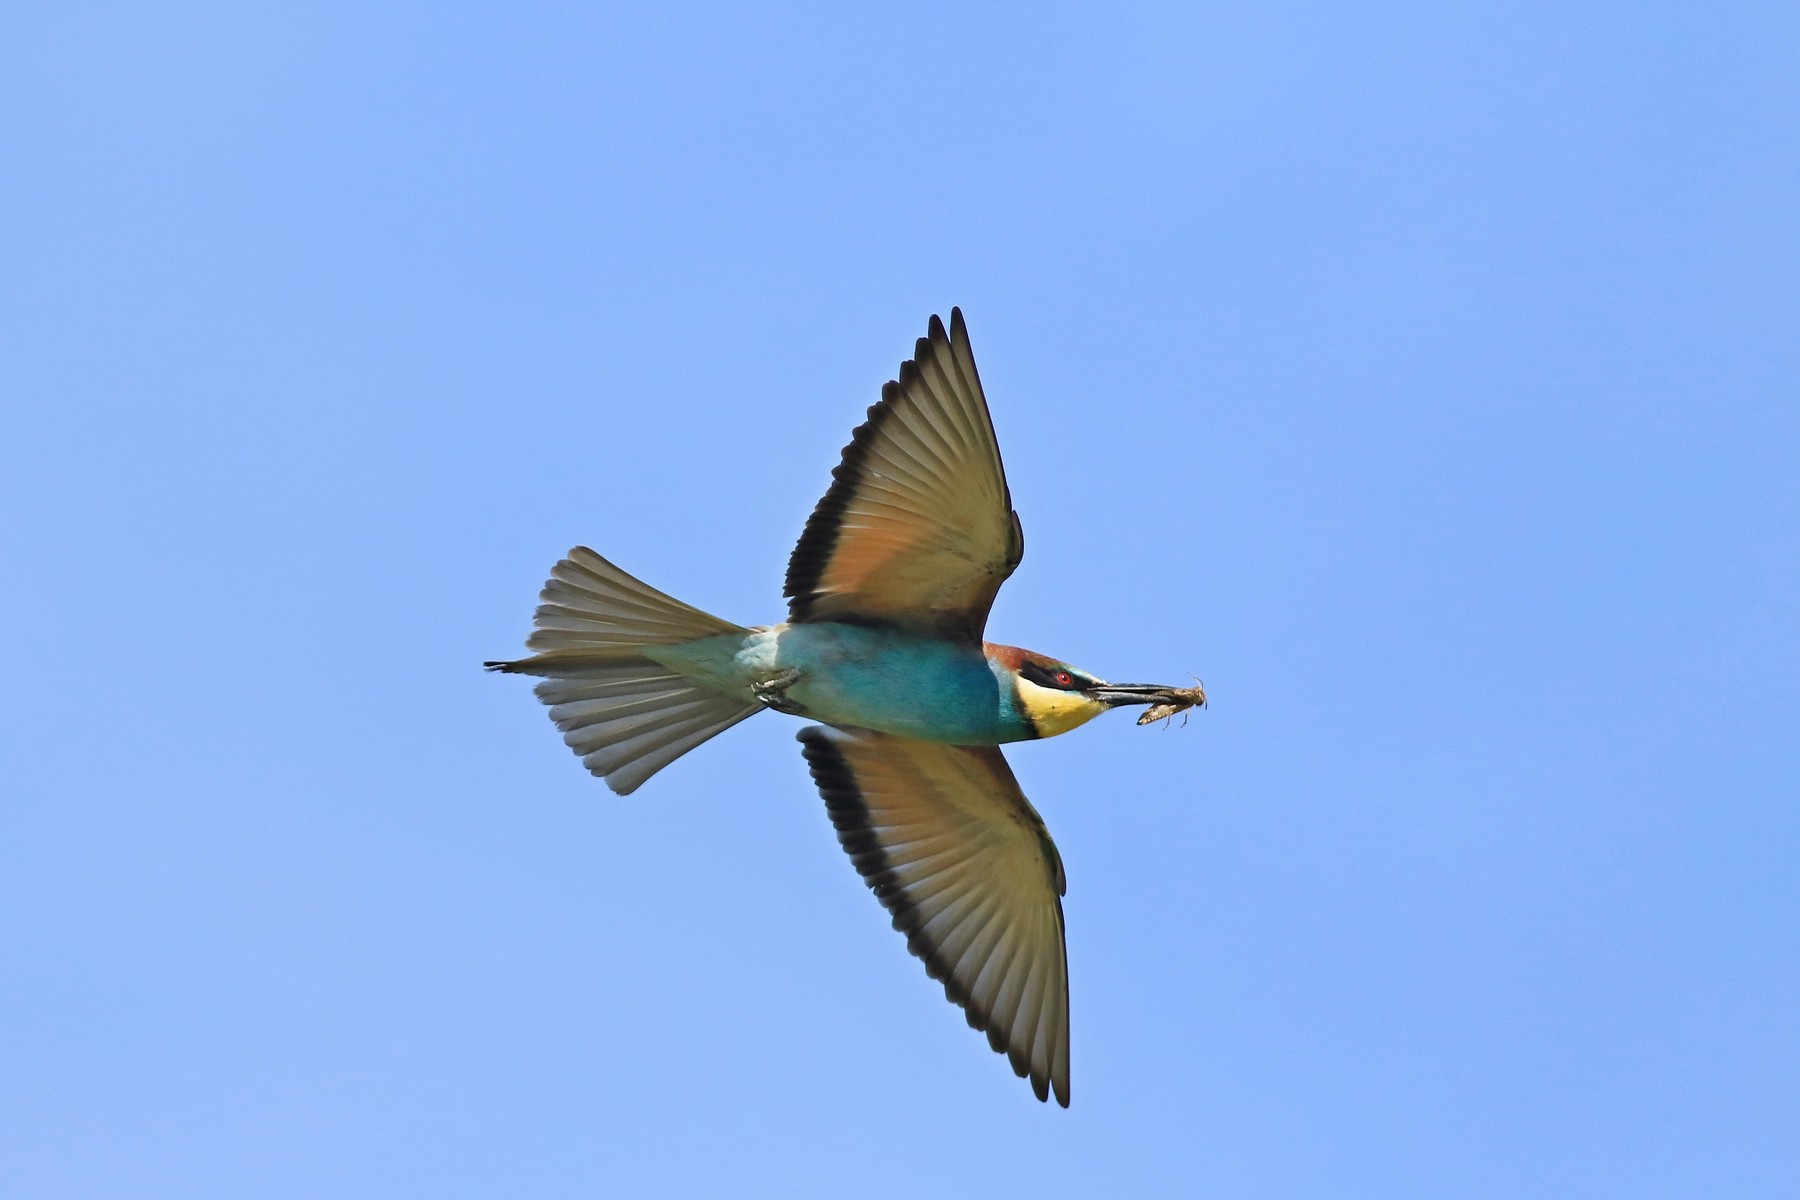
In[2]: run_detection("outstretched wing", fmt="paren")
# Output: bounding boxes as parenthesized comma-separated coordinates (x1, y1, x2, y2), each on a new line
(784, 309, 1024, 641)
(797, 725, 1070, 1106)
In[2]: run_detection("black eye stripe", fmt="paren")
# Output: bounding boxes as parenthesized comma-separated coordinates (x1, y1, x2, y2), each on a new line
(1023, 663, 1084, 691)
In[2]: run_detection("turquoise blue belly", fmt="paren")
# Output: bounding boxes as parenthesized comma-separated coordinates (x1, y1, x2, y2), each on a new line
(652, 623, 1029, 744)
(783, 625, 1023, 743)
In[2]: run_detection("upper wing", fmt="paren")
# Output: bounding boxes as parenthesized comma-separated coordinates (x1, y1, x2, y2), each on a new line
(784, 309, 1025, 640)
(797, 725, 1070, 1106)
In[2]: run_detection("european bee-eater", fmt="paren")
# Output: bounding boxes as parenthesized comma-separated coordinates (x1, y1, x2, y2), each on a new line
(488, 310, 1200, 1106)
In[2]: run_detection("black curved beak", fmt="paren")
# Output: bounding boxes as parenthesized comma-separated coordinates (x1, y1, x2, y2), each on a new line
(1084, 681, 1206, 709)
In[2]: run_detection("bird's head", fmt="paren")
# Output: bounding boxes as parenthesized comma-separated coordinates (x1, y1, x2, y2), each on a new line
(987, 644, 1200, 738)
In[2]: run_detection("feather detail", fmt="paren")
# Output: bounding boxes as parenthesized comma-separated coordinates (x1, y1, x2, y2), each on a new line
(785, 310, 1024, 640)
(797, 724, 1071, 1106)
(488, 549, 759, 794)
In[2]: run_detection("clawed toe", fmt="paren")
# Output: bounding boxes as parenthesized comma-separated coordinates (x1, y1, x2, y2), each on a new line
(752, 668, 806, 714)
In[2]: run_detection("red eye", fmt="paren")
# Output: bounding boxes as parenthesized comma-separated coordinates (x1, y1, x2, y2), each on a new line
(1052, 670, 1074, 687)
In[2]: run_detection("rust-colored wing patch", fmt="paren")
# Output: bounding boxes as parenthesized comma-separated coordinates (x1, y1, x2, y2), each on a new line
(784, 309, 1024, 640)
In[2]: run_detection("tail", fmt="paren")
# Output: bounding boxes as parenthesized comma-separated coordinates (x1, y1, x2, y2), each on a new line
(486, 547, 762, 795)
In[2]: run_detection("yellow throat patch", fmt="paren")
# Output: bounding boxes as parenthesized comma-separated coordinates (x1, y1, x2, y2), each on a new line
(1015, 676, 1107, 738)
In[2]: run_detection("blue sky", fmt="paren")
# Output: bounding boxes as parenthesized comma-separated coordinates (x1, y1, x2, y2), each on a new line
(4, 3, 1797, 1196)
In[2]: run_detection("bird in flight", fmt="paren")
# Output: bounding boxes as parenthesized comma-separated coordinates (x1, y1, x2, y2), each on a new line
(488, 310, 1202, 1106)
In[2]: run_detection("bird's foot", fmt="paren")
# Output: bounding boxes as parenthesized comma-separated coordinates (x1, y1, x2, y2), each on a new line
(751, 668, 807, 714)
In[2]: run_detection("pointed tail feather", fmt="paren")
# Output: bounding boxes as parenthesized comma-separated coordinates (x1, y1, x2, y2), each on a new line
(487, 548, 759, 794)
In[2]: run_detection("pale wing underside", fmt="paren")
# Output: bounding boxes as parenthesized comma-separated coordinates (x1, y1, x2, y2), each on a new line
(784, 309, 1024, 640)
(797, 725, 1070, 1106)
